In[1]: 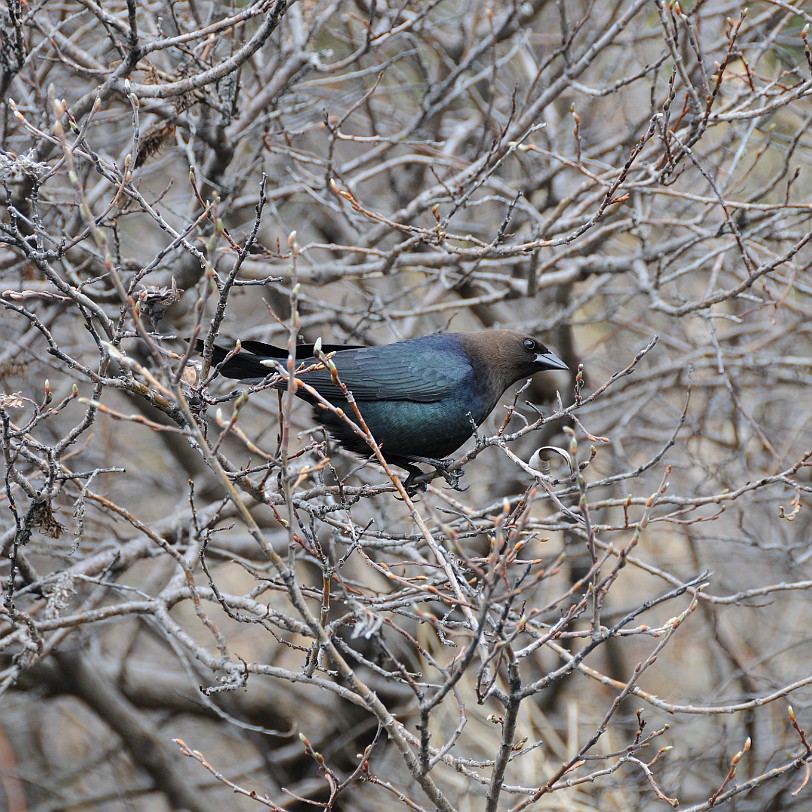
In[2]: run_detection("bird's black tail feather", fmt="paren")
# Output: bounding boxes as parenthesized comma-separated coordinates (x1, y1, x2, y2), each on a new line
(195, 338, 365, 381)
(195, 340, 273, 380)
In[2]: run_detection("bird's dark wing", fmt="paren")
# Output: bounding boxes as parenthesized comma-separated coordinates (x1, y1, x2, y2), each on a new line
(198, 338, 473, 402)
(298, 345, 472, 403)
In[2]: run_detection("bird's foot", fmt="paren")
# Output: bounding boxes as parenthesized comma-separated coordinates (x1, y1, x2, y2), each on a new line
(398, 457, 467, 494)
(441, 467, 466, 490)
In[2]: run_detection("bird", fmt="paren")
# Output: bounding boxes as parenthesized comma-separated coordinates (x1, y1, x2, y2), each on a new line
(200, 330, 568, 488)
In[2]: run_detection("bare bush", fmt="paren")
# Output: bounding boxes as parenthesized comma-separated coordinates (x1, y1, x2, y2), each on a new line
(1, 1, 811, 810)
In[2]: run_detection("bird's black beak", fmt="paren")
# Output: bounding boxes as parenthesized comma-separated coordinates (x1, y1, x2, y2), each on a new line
(535, 350, 568, 371)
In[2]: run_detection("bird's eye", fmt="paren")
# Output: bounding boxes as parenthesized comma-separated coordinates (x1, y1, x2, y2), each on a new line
(523, 338, 536, 351)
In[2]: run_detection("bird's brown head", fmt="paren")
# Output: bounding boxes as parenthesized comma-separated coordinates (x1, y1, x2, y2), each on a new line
(458, 329, 568, 406)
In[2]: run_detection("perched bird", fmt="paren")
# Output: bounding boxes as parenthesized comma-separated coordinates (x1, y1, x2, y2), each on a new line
(202, 330, 567, 487)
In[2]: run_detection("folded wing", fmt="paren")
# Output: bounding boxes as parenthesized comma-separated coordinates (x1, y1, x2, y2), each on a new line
(298, 344, 472, 403)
